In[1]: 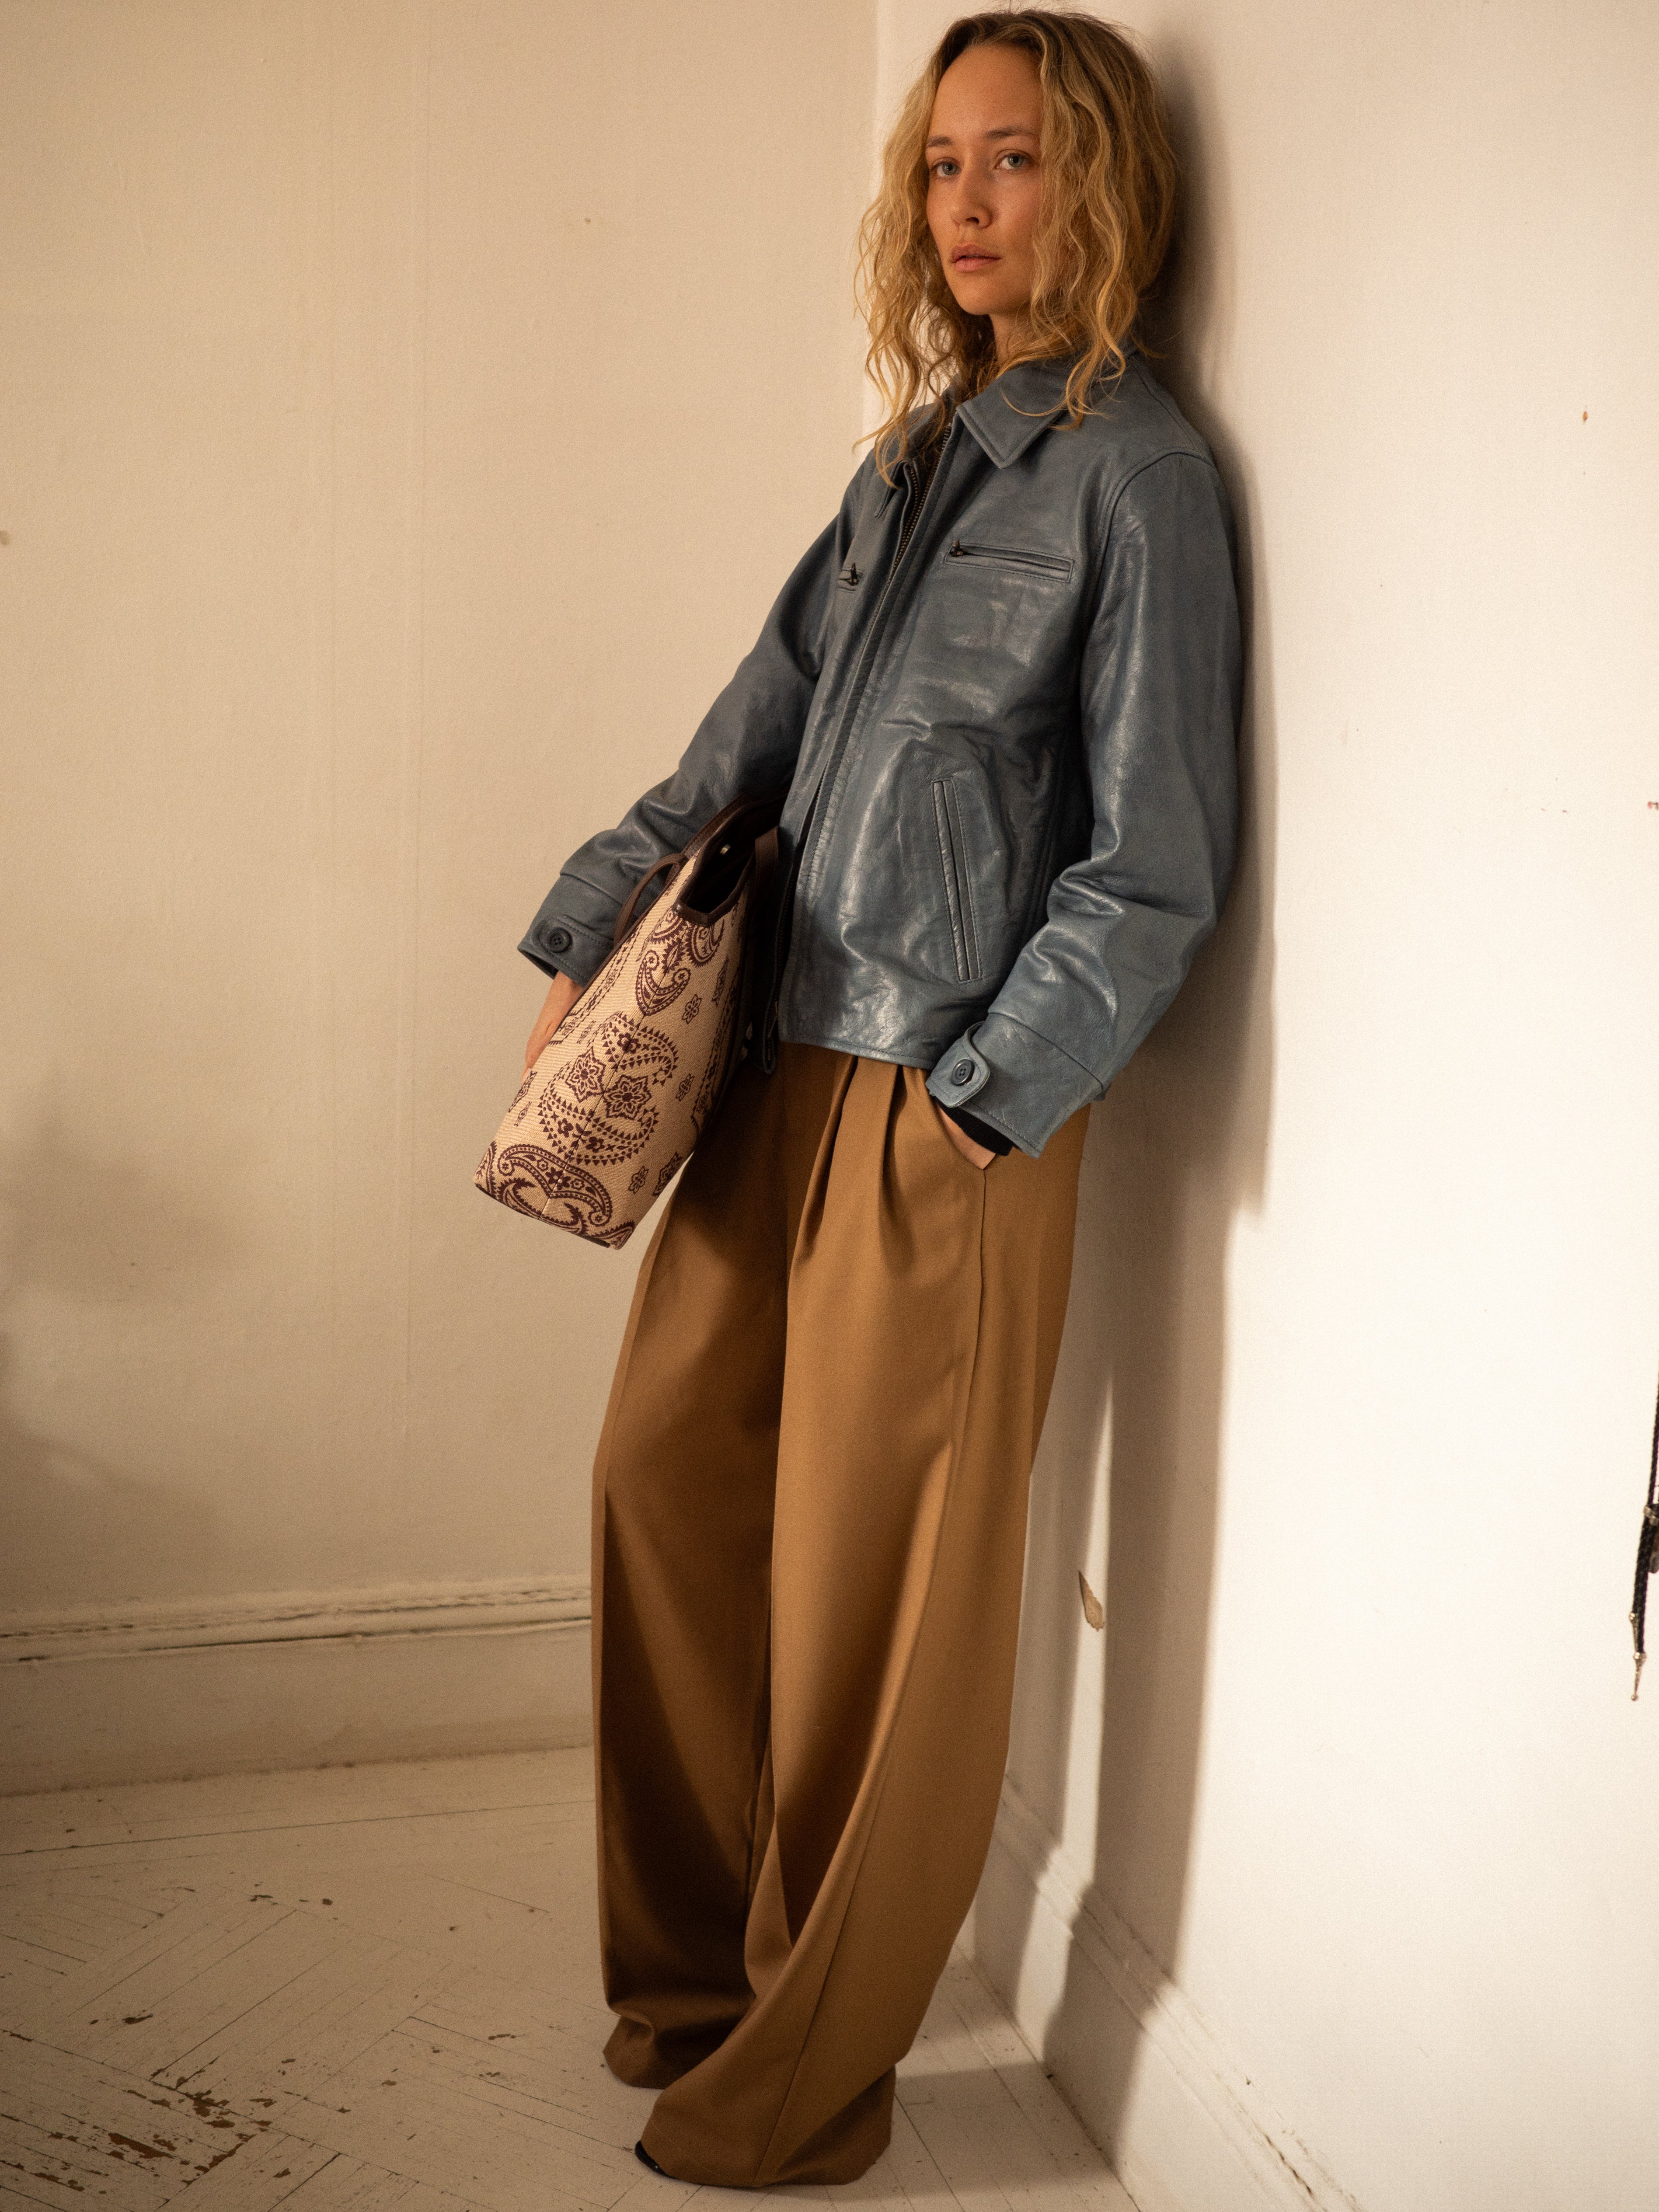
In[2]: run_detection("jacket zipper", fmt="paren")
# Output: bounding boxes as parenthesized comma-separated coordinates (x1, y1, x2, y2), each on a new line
(946, 537, 1072, 577)
(759, 427, 958, 1069)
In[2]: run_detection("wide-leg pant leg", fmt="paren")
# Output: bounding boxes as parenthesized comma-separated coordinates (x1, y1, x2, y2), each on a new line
(638, 1048, 1087, 2187)
(588, 1039, 852, 2087)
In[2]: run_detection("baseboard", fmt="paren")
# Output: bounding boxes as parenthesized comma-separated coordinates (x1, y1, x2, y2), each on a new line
(969, 1777, 1360, 2212)
(0, 1578, 593, 1796)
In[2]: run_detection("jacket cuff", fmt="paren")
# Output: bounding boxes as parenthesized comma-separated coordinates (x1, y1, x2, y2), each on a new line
(518, 904, 616, 990)
(926, 1012, 1103, 1158)
(940, 1104, 1013, 1156)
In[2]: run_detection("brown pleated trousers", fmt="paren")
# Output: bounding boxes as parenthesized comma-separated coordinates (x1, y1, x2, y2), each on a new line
(589, 1038, 1087, 2186)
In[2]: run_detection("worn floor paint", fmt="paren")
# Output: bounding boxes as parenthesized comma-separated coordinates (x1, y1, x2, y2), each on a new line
(0, 1751, 1133, 2210)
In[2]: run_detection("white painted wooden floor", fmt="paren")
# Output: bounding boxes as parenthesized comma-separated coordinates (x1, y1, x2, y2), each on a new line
(0, 1751, 1135, 2212)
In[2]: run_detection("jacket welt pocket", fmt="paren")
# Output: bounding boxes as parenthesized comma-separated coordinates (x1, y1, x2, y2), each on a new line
(945, 537, 1073, 579)
(932, 776, 982, 982)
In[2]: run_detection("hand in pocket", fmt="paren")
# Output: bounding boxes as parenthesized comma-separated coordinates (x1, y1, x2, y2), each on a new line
(932, 1097, 995, 1171)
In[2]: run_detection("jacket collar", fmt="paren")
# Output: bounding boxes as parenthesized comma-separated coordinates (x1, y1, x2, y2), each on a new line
(953, 345, 1131, 468)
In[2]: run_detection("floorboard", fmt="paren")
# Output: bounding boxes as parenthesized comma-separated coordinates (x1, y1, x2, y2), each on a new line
(0, 1755, 1133, 2211)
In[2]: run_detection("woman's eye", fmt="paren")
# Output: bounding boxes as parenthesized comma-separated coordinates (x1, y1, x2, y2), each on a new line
(999, 151, 1031, 170)
(930, 159, 958, 179)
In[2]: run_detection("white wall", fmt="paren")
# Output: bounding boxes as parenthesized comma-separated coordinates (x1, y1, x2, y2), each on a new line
(0, 0, 874, 1784)
(869, 3, 1659, 2209)
(8, 5, 1659, 2208)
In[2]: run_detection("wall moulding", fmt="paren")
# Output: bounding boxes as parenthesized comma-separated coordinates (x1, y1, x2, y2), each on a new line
(0, 1579, 594, 1797)
(972, 1778, 1361, 2212)
(0, 1578, 591, 1664)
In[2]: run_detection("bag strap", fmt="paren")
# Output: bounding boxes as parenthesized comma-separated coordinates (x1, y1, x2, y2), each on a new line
(732, 823, 781, 1043)
(611, 852, 680, 949)
(749, 821, 781, 931)
(609, 789, 789, 951)
(1630, 1363, 1659, 1698)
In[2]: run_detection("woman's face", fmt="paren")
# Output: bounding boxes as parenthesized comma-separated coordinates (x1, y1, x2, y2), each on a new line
(924, 42, 1044, 353)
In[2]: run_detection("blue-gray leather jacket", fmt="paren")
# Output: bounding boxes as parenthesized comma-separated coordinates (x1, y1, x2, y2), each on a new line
(520, 348, 1241, 1158)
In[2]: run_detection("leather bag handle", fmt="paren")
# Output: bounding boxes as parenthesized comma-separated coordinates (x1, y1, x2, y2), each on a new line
(611, 851, 680, 949)
(609, 788, 789, 951)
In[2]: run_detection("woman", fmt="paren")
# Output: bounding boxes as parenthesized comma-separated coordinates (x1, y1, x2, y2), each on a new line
(516, 10, 1240, 2188)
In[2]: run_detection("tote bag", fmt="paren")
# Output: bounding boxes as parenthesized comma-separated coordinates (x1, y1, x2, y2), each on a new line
(474, 790, 784, 1248)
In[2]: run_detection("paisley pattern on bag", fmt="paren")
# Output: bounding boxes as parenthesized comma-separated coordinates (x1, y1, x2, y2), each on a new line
(475, 1140, 632, 1249)
(635, 910, 724, 1017)
(539, 1013, 678, 1157)
(474, 850, 752, 1248)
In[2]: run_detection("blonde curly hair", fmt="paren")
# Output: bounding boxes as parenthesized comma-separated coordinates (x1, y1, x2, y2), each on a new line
(857, 9, 1178, 477)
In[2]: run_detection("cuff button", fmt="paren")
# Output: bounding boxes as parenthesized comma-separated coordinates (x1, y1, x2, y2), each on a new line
(547, 927, 573, 952)
(949, 1059, 976, 1085)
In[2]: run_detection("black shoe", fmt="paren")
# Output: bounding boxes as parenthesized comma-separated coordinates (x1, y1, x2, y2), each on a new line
(634, 2139, 671, 2176)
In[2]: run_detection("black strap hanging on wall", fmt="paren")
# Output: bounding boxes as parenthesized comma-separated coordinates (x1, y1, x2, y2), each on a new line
(1629, 1366, 1659, 1699)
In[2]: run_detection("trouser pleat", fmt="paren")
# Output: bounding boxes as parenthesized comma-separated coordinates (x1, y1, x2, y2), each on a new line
(590, 1040, 1086, 2184)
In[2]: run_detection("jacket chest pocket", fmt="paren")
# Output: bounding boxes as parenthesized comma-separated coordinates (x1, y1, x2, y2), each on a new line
(931, 774, 983, 983)
(944, 536, 1073, 580)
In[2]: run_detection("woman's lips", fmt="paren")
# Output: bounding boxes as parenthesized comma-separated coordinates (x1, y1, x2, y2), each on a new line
(951, 250, 999, 269)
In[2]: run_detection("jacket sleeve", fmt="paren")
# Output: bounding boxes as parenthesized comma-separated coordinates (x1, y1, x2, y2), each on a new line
(519, 464, 869, 988)
(924, 450, 1242, 1157)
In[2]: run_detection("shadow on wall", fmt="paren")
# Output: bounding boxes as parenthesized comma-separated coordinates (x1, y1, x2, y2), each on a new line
(0, 1087, 236, 1616)
(991, 30, 1278, 2146)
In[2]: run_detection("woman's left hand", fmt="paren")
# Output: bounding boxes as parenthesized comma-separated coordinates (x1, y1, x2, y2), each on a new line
(525, 970, 582, 1073)
(934, 1101, 995, 1170)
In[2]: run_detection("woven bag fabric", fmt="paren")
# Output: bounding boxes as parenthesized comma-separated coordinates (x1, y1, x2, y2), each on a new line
(475, 847, 753, 1248)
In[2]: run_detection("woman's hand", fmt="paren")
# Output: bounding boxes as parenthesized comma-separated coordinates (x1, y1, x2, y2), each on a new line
(934, 1099, 995, 1170)
(524, 971, 583, 1072)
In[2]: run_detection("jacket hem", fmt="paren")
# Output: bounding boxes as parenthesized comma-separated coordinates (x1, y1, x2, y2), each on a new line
(771, 1018, 942, 1074)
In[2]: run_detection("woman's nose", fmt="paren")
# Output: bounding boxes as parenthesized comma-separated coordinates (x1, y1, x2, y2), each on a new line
(941, 175, 991, 226)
